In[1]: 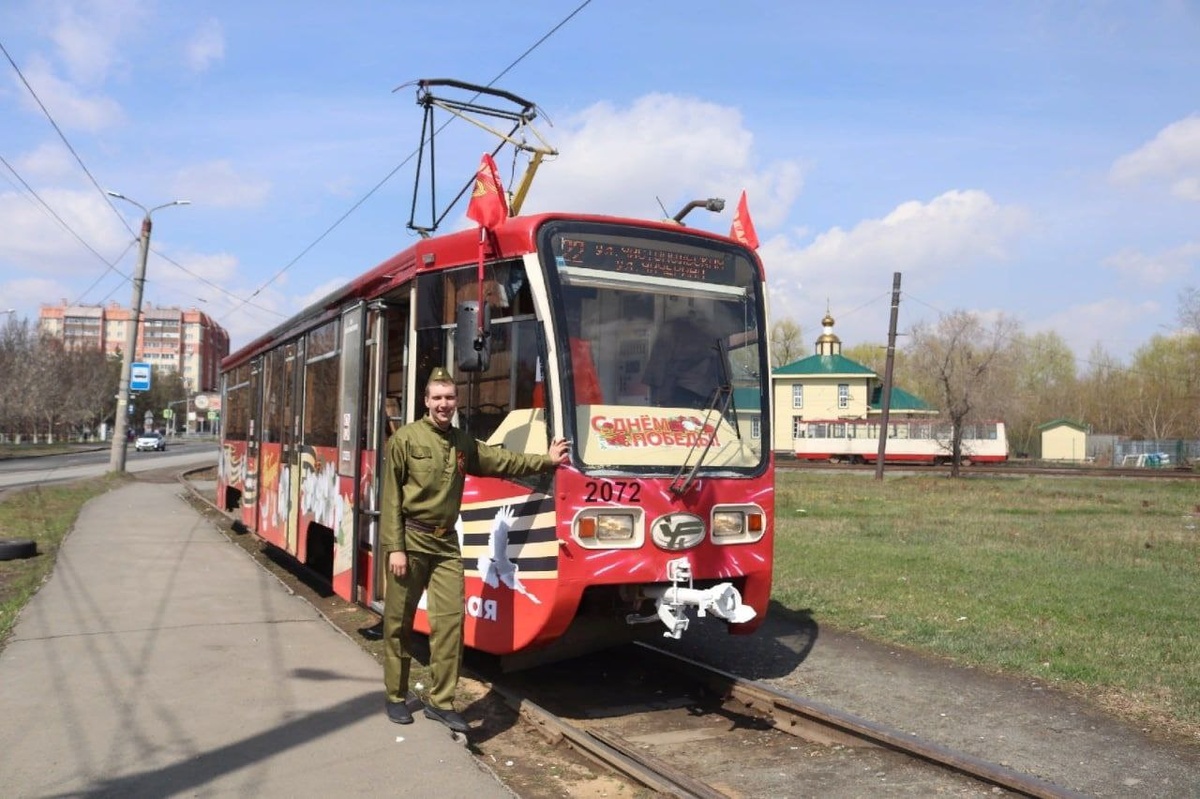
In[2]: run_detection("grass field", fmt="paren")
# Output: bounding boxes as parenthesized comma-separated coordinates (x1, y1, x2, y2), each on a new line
(0, 476, 124, 644)
(2, 469, 1198, 741)
(773, 470, 1200, 737)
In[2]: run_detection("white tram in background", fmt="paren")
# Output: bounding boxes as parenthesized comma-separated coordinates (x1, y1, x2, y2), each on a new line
(793, 419, 1008, 465)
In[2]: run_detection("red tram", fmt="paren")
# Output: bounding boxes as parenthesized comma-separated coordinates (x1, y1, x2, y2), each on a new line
(217, 80, 773, 661)
(218, 216, 774, 658)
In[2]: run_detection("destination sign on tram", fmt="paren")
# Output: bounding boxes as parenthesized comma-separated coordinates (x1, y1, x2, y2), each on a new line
(557, 236, 732, 283)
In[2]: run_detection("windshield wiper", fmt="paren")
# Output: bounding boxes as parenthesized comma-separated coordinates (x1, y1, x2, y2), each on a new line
(669, 338, 735, 496)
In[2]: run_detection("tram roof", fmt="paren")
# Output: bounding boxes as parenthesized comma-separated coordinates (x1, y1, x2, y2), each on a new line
(222, 212, 755, 371)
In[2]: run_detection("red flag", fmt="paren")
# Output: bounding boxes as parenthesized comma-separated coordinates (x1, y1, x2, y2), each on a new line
(729, 190, 759, 249)
(466, 153, 508, 229)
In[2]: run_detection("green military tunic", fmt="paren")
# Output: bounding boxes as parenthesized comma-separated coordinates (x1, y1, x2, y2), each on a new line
(381, 414, 555, 710)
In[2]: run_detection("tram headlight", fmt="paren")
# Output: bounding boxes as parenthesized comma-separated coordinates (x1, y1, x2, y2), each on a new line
(711, 505, 766, 544)
(712, 511, 744, 538)
(573, 510, 641, 549)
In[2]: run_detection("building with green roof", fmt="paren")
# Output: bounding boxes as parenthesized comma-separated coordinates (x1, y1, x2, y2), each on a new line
(771, 312, 935, 453)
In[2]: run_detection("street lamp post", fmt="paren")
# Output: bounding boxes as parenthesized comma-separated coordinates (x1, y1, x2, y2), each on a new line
(107, 192, 190, 472)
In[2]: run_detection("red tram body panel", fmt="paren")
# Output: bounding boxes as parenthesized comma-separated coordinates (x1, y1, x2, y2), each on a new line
(218, 210, 775, 659)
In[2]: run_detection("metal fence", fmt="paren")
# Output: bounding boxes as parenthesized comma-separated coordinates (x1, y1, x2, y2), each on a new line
(1089, 435, 1200, 468)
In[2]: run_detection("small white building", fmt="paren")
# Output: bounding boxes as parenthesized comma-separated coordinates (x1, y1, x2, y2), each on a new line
(1039, 419, 1088, 462)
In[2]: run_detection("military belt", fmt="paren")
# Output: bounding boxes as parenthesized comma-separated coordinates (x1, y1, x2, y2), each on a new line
(405, 518, 452, 536)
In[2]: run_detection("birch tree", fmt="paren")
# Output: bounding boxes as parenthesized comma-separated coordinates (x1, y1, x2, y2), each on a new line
(906, 311, 1019, 476)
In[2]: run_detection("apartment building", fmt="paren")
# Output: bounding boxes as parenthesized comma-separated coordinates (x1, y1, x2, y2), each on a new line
(39, 300, 230, 392)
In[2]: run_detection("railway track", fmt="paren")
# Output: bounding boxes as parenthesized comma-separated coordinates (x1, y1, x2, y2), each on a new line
(177, 468, 1194, 796)
(471, 643, 1088, 798)
(779, 458, 1200, 480)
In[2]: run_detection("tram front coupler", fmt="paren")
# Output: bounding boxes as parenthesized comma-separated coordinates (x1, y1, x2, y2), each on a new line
(627, 557, 758, 639)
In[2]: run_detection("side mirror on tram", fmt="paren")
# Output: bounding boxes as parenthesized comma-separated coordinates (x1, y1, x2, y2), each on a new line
(455, 300, 491, 372)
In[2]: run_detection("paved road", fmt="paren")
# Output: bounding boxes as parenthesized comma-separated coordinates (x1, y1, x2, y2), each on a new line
(0, 464, 513, 797)
(0, 442, 218, 490)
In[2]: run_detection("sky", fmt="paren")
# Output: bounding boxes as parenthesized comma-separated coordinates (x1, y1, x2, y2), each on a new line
(2, 1, 1199, 366)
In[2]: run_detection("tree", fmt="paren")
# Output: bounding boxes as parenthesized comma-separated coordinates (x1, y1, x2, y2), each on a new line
(1179, 286, 1200, 334)
(770, 318, 804, 367)
(137, 369, 189, 433)
(1006, 330, 1079, 458)
(1077, 345, 1127, 437)
(0, 317, 37, 439)
(1123, 334, 1200, 440)
(906, 311, 1019, 476)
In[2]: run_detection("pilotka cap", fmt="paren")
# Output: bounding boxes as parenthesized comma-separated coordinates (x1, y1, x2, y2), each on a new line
(427, 367, 453, 385)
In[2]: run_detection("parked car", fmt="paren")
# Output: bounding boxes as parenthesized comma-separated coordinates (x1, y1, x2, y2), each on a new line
(135, 431, 166, 452)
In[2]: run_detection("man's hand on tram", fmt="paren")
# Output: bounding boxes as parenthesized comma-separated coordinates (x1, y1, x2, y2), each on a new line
(388, 550, 408, 578)
(548, 438, 570, 465)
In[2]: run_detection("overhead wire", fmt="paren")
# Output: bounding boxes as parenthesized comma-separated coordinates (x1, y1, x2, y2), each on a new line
(7, 0, 592, 327)
(220, 0, 594, 323)
(2, 35, 285, 316)
(0, 153, 133, 289)
(0, 39, 135, 240)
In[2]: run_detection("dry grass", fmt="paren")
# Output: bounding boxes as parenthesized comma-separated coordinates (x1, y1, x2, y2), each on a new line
(773, 471, 1200, 737)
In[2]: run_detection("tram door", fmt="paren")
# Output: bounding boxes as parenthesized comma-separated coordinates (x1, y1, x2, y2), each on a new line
(281, 339, 303, 556)
(245, 358, 263, 532)
(361, 299, 409, 610)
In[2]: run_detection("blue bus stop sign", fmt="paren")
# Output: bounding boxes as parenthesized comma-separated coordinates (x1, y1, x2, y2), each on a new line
(130, 362, 151, 392)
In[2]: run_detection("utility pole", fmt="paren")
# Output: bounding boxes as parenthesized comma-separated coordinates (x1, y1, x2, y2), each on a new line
(875, 272, 902, 481)
(107, 193, 190, 472)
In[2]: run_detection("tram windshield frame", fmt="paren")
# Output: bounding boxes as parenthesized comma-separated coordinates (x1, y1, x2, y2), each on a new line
(537, 220, 770, 475)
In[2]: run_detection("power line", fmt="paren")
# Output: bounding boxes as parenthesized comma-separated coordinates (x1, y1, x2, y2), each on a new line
(220, 0, 595, 323)
(0, 153, 133, 284)
(0, 39, 135, 239)
(3, 38, 231, 319)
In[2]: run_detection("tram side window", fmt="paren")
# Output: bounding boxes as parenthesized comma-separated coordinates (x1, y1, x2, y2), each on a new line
(261, 348, 285, 444)
(224, 364, 250, 440)
(417, 263, 540, 441)
(304, 320, 339, 448)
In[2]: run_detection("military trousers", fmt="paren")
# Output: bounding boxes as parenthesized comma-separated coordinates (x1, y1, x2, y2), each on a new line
(382, 550, 464, 710)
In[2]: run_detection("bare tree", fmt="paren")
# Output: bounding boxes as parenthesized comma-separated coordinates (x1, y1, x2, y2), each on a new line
(906, 311, 1019, 476)
(770, 318, 804, 367)
(1123, 334, 1200, 440)
(1179, 286, 1200, 334)
(1077, 344, 1127, 437)
(1007, 330, 1079, 457)
(0, 318, 38, 440)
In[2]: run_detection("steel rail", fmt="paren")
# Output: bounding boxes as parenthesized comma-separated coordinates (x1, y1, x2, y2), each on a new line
(489, 682, 725, 799)
(636, 643, 1091, 799)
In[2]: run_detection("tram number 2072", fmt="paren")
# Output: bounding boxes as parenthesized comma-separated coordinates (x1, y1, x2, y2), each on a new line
(583, 480, 642, 503)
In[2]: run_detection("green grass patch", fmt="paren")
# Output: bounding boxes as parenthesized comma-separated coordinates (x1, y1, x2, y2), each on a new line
(0, 442, 105, 461)
(775, 472, 1200, 732)
(0, 476, 124, 646)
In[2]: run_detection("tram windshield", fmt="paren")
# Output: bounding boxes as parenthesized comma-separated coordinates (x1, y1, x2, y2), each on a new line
(539, 222, 768, 472)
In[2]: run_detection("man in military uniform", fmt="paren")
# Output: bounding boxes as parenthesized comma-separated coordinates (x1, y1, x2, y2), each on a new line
(380, 367, 569, 732)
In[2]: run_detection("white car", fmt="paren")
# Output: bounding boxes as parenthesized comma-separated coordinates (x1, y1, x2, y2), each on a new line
(135, 432, 166, 452)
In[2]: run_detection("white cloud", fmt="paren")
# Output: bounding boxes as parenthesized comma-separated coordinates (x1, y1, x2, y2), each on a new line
(523, 94, 804, 229)
(171, 160, 271, 209)
(0, 188, 129, 273)
(14, 141, 77, 179)
(0, 276, 73, 311)
(1102, 242, 1200, 285)
(49, 0, 145, 84)
(762, 190, 1029, 345)
(1110, 114, 1200, 202)
(1032, 297, 1161, 363)
(156, 250, 240, 287)
(293, 277, 350, 310)
(14, 55, 124, 131)
(185, 19, 225, 73)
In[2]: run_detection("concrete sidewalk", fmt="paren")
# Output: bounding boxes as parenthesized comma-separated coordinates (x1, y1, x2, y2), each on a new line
(0, 480, 513, 798)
